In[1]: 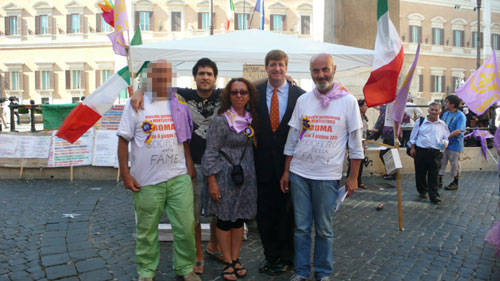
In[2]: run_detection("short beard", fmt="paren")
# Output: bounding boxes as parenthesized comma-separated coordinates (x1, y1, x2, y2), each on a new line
(315, 80, 333, 92)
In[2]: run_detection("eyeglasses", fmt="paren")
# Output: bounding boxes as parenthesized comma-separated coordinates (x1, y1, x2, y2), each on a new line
(230, 90, 249, 96)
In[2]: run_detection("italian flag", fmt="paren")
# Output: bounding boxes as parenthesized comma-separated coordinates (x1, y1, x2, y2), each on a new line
(363, 0, 404, 107)
(226, 0, 234, 30)
(56, 67, 130, 143)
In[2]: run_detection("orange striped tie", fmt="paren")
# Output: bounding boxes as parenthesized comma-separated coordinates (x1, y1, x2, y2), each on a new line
(270, 88, 279, 132)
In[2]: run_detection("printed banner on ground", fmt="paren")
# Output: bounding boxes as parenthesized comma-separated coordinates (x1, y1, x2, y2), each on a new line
(0, 135, 51, 158)
(95, 105, 124, 131)
(92, 130, 119, 167)
(48, 129, 94, 167)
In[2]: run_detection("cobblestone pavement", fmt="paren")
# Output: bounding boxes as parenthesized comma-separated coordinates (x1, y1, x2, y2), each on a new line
(1, 171, 500, 281)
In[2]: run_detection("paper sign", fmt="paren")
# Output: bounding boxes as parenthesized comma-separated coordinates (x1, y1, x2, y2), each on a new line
(0, 134, 18, 157)
(384, 103, 394, 128)
(95, 105, 124, 130)
(382, 148, 402, 174)
(48, 129, 94, 167)
(92, 130, 119, 167)
(18, 136, 51, 158)
(335, 185, 347, 212)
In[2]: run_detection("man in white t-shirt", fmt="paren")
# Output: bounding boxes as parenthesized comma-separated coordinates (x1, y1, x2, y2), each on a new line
(280, 54, 364, 281)
(117, 60, 200, 281)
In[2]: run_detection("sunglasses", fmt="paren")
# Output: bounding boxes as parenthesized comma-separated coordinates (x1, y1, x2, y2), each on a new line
(230, 90, 249, 96)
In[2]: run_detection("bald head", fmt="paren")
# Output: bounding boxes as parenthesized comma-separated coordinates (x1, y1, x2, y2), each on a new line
(310, 53, 336, 93)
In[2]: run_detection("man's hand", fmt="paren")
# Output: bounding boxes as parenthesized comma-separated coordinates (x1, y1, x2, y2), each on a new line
(345, 176, 358, 197)
(122, 173, 141, 192)
(209, 181, 221, 201)
(285, 75, 297, 86)
(130, 88, 145, 112)
(280, 171, 290, 193)
(186, 159, 196, 180)
(410, 147, 416, 158)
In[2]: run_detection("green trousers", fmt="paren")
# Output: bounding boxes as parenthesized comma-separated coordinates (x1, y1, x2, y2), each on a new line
(133, 174, 195, 278)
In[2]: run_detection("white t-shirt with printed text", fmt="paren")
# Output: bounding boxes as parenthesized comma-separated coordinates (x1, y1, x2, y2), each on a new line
(288, 92, 362, 180)
(117, 93, 187, 187)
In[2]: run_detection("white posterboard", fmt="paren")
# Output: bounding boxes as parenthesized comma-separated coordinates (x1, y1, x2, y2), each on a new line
(95, 105, 124, 131)
(382, 148, 402, 174)
(48, 129, 94, 167)
(92, 130, 119, 167)
(0, 135, 51, 158)
(0, 134, 18, 157)
(384, 103, 394, 128)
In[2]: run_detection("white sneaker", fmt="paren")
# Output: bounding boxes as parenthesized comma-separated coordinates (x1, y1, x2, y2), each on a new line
(182, 271, 201, 281)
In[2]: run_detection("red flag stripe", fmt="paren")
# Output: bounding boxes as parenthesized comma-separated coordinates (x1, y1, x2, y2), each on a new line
(363, 48, 404, 107)
(56, 103, 102, 144)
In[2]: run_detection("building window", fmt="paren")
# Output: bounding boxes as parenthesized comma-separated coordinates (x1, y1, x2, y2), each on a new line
(301, 15, 310, 35)
(101, 16, 111, 32)
(472, 31, 483, 48)
(41, 71, 50, 90)
(41, 97, 50, 104)
(102, 70, 111, 83)
(453, 30, 464, 47)
(198, 12, 210, 30)
(171, 11, 181, 32)
(72, 97, 81, 103)
(72, 70, 81, 89)
(493, 34, 500, 50)
(67, 14, 81, 34)
(36, 15, 49, 35)
(140, 11, 150, 31)
(431, 75, 444, 93)
(271, 15, 285, 31)
(235, 13, 249, 30)
(5, 16, 18, 35)
(432, 28, 443, 45)
(452, 76, 462, 90)
(10, 72, 19, 90)
(409, 25, 421, 43)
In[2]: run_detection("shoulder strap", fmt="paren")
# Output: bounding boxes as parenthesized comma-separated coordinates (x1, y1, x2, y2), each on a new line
(418, 116, 424, 126)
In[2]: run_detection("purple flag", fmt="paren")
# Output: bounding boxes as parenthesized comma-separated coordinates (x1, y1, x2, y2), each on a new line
(107, 31, 127, 56)
(170, 92, 193, 144)
(392, 44, 420, 125)
(494, 127, 500, 171)
(465, 129, 494, 161)
(456, 49, 500, 115)
(113, 0, 129, 32)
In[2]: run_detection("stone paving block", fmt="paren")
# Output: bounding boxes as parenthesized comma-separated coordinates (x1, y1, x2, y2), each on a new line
(45, 264, 77, 280)
(40, 244, 66, 256)
(79, 269, 112, 281)
(41, 253, 70, 267)
(75, 257, 106, 273)
(8, 270, 31, 281)
(68, 249, 98, 261)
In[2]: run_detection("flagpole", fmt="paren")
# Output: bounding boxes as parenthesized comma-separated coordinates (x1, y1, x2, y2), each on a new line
(393, 121, 404, 231)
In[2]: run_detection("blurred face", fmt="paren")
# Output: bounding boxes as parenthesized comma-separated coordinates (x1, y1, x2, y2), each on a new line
(148, 61, 172, 97)
(428, 105, 441, 121)
(310, 55, 336, 92)
(265, 59, 287, 85)
(229, 81, 250, 111)
(360, 103, 368, 114)
(194, 66, 216, 92)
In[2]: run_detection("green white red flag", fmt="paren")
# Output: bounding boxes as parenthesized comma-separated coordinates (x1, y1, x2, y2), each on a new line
(226, 0, 234, 30)
(363, 0, 404, 107)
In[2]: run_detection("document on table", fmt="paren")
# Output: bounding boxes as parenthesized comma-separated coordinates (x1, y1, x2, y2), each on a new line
(335, 185, 348, 212)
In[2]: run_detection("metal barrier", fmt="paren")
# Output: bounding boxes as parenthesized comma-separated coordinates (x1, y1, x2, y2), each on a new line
(2, 100, 39, 132)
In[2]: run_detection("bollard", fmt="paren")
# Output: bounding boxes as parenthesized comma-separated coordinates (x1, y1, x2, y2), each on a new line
(9, 103, 15, 132)
(30, 100, 36, 132)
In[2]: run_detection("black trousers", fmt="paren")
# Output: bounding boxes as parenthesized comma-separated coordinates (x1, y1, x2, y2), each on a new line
(256, 178, 294, 264)
(414, 147, 443, 200)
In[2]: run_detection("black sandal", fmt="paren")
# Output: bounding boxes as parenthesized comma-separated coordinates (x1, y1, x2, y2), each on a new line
(222, 261, 237, 281)
(233, 258, 247, 278)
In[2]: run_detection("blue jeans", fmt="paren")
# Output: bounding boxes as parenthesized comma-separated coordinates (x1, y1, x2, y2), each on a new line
(290, 172, 339, 279)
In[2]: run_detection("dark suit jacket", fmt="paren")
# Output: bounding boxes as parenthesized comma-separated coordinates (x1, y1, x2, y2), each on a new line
(254, 82, 305, 183)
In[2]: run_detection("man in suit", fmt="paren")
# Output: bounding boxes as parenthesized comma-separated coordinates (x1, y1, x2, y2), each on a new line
(254, 49, 305, 275)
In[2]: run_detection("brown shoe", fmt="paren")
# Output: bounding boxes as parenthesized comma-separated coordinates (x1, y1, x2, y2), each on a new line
(445, 182, 458, 190)
(182, 272, 201, 281)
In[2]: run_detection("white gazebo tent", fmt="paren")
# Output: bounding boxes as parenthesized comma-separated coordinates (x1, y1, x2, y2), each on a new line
(130, 29, 373, 79)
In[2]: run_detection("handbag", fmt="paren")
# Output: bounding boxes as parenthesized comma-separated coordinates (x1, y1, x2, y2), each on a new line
(219, 139, 249, 186)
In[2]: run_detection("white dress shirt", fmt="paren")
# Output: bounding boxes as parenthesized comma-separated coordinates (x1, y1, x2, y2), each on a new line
(266, 80, 289, 121)
(408, 117, 450, 150)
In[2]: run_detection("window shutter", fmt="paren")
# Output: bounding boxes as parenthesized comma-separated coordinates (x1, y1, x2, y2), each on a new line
(67, 15, 72, 34)
(198, 13, 202, 29)
(35, 16, 41, 35)
(50, 16, 56, 35)
(453, 31, 456, 46)
(461, 31, 464, 47)
(149, 11, 154, 31)
(235, 13, 239, 30)
(441, 76, 445, 93)
(83, 71, 88, 92)
(480, 32, 484, 48)
(418, 26, 422, 43)
(419, 75, 423, 92)
(283, 15, 287, 31)
(270, 15, 274, 31)
(81, 15, 85, 33)
(19, 72, 24, 91)
(432, 28, 435, 44)
(4, 72, 10, 90)
(96, 14, 102, 32)
(440, 28, 444, 45)
(212, 12, 216, 28)
(50, 71, 55, 90)
(431, 75, 435, 92)
(95, 70, 101, 88)
(409, 26, 412, 42)
(5, 17, 10, 36)
(135, 12, 140, 31)
(65, 70, 71, 89)
(35, 71, 40, 90)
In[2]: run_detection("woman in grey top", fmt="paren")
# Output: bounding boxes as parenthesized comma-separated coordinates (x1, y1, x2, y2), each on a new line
(202, 78, 258, 280)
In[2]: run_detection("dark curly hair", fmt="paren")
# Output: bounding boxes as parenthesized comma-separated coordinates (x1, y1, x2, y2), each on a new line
(218, 78, 258, 131)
